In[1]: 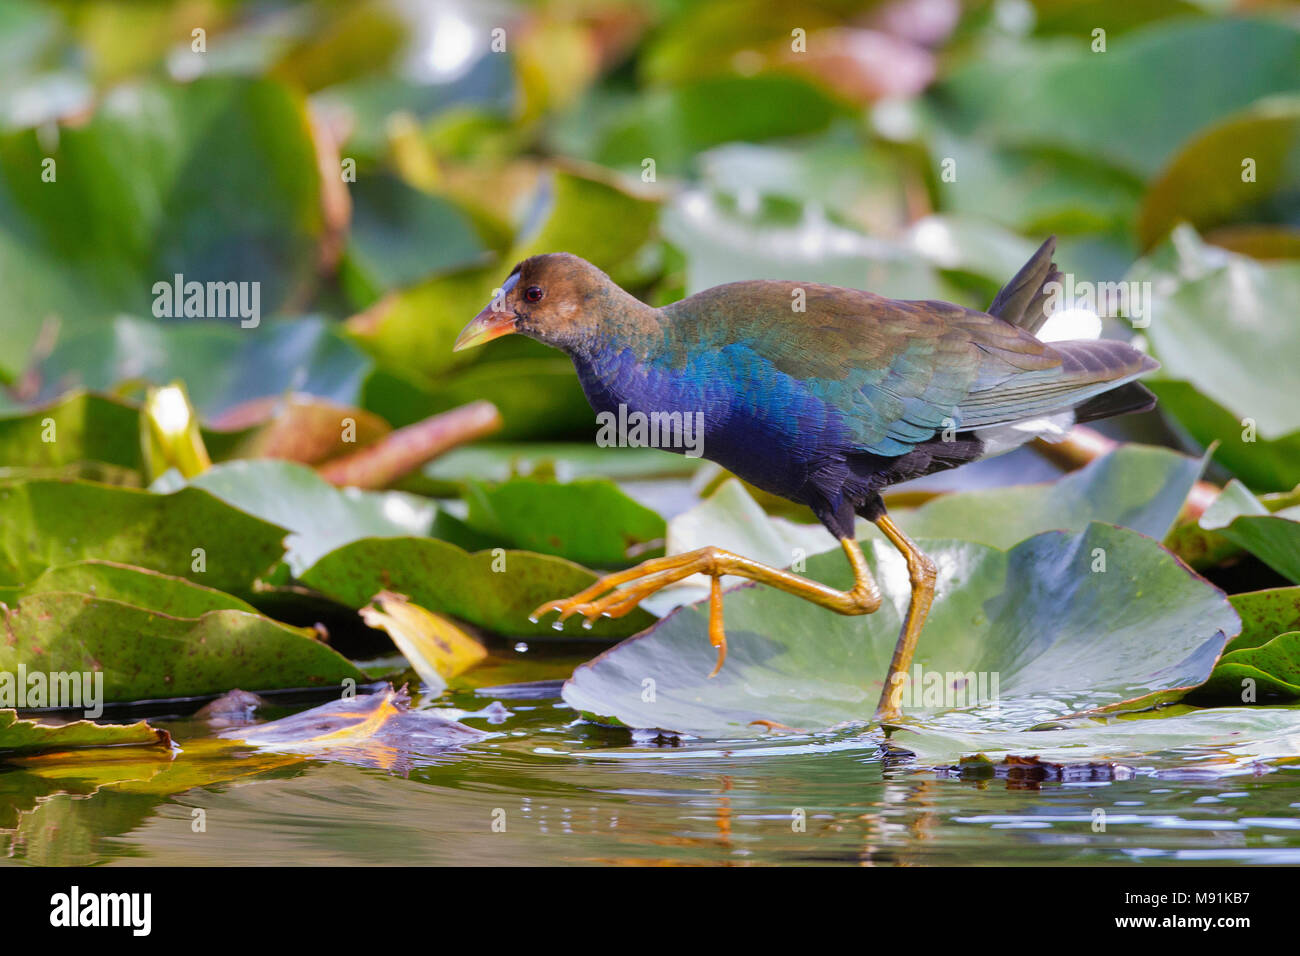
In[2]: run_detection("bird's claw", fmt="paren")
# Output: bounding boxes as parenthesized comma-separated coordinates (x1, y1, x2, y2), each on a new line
(528, 588, 643, 632)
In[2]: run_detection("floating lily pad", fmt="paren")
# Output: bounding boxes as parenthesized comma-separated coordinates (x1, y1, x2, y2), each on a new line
(1198, 632, 1300, 703)
(0, 710, 171, 758)
(1, 559, 259, 615)
(935, 18, 1300, 180)
(1199, 480, 1300, 584)
(300, 537, 656, 641)
(341, 173, 495, 304)
(463, 477, 666, 567)
(0, 591, 364, 702)
(172, 459, 435, 576)
(0, 391, 141, 471)
(0, 76, 327, 383)
(891, 705, 1300, 770)
(563, 524, 1237, 737)
(1138, 94, 1300, 248)
(1226, 587, 1300, 653)
(37, 316, 374, 423)
(0, 480, 287, 596)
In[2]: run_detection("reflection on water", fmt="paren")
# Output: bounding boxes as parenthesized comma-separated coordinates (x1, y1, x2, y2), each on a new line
(2, 682, 1298, 866)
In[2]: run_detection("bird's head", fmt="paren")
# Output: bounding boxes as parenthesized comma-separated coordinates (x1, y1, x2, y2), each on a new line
(454, 253, 645, 355)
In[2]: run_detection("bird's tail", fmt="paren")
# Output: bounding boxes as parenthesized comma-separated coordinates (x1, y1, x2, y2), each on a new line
(988, 236, 1061, 335)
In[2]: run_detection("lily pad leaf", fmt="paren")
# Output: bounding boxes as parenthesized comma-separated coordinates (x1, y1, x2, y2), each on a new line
(1, 559, 259, 615)
(1138, 94, 1300, 248)
(1198, 632, 1300, 703)
(934, 18, 1300, 180)
(0, 711, 172, 759)
(1226, 587, 1300, 653)
(0, 76, 328, 383)
(168, 459, 435, 576)
(563, 524, 1237, 737)
(897, 444, 1204, 549)
(1199, 480, 1300, 583)
(463, 477, 666, 567)
(1131, 227, 1300, 490)
(299, 537, 655, 640)
(0, 591, 364, 703)
(891, 705, 1300, 771)
(0, 391, 141, 471)
(0, 480, 286, 597)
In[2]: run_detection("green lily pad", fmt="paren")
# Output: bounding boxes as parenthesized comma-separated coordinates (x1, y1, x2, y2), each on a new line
(299, 537, 656, 641)
(0, 591, 363, 702)
(37, 316, 373, 422)
(1138, 94, 1300, 248)
(362, 359, 594, 441)
(1198, 632, 1300, 703)
(1226, 587, 1300, 653)
(891, 705, 1300, 769)
(169, 459, 435, 576)
(1131, 228, 1300, 490)
(463, 477, 666, 567)
(0, 711, 170, 758)
(1150, 380, 1300, 493)
(1199, 480, 1300, 583)
(935, 18, 1300, 180)
(0, 76, 326, 383)
(0, 480, 287, 596)
(898, 444, 1204, 549)
(340, 173, 495, 305)
(662, 190, 956, 301)
(563, 524, 1236, 737)
(1, 559, 258, 615)
(926, 123, 1145, 239)
(422, 442, 702, 489)
(553, 74, 844, 176)
(0, 391, 141, 471)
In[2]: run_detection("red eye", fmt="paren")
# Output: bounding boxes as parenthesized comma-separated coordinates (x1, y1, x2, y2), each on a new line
(525, 286, 544, 303)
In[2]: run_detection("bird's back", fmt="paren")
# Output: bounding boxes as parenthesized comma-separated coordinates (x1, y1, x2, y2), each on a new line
(654, 279, 1153, 459)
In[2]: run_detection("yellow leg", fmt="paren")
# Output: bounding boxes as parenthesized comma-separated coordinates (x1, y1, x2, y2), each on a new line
(531, 523, 935, 725)
(531, 540, 881, 676)
(872, 515, 937, 724)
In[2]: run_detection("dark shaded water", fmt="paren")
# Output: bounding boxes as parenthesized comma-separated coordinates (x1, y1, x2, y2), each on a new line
(2, 661, 1297, 866)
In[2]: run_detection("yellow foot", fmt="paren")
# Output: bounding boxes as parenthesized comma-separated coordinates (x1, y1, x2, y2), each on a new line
(530, 541, 882, 681)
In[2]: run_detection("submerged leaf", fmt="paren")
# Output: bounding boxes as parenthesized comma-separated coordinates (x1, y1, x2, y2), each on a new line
(224, 685, 486, 768)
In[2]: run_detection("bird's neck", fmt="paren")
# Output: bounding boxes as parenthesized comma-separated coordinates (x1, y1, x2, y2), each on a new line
(563, 300, 681, 418)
